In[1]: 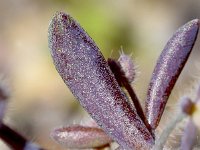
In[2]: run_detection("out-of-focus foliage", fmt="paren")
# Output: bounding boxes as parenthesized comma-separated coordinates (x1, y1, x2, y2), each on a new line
(0, 0, 200, 149)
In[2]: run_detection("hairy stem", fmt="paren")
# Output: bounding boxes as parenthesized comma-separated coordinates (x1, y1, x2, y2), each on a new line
(154, 112, 186, 150)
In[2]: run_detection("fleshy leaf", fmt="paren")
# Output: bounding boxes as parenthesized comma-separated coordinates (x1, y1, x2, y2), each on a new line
(48, 12, 154, 149)
(107, 58, 153, 137)
(51, 125, 112, 149)
(145, 19, 199, 129)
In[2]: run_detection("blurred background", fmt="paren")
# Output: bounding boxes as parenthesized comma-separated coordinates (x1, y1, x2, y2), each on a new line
(0, 0, 200, 149)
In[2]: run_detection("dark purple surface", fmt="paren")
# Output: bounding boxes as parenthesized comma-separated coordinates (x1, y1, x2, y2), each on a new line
(48, 12, 154, 149)
(107, 58, 154, 138)
(145, 19, 199, 130)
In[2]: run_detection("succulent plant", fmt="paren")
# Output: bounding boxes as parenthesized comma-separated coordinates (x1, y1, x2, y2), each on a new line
(0, 11, 199, 150)
(48, 12, 199, 150)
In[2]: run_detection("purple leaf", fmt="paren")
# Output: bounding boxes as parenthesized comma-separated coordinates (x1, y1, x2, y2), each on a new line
(107, 58, 153, 137)
(145, 19, 199, 130)
(51, 125, 112, 149)
(48, 12, 154, 149)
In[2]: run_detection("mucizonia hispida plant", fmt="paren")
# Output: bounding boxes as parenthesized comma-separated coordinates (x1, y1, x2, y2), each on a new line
(0, 11, 200, 150)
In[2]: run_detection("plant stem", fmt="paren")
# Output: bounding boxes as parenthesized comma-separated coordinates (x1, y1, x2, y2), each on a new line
(153, 112, 186, 150)
(0, 123, 44, 150)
